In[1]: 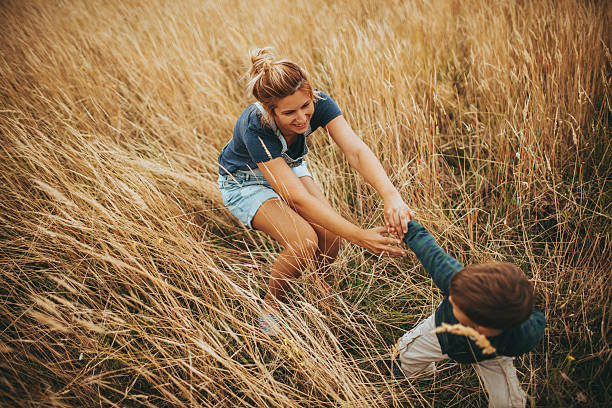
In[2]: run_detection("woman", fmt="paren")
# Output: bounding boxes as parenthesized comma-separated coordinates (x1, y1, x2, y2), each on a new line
(218, 47, 414, 334)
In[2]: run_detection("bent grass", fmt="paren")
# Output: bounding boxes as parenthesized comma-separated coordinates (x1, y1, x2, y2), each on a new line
(0, 0, 610, 406)
(433, 323, 496, 356)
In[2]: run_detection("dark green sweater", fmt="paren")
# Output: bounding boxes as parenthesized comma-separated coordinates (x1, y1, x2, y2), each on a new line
(403, 221, 546, 363)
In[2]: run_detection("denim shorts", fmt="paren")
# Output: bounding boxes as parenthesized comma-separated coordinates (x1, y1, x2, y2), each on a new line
(218, 160, 313, 228)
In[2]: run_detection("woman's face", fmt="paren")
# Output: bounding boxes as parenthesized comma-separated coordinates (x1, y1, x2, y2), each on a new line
(271, 89, 314, 137)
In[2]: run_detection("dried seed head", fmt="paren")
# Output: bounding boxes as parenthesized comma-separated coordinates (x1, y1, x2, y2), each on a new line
(432, 323, 497, 355)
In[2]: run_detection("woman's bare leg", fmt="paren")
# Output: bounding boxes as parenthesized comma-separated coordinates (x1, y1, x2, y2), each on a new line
(298, 177, 341, 285)
(251, 198, 319, 311)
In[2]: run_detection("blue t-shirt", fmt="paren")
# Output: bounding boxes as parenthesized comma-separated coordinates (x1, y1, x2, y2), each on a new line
(218, 90, 342, 175)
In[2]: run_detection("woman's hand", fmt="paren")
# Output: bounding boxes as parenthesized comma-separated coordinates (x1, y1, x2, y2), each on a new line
(383, 194, 415, 237)
(355, 226, 406, 257)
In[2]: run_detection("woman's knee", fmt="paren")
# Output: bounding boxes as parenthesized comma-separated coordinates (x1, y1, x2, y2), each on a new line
(312, 227, 341, 263)
(323, 233, 341, 260)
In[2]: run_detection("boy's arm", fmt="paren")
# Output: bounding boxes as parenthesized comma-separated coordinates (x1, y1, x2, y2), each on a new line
(507, 310, 547, 356)
(403, 221, 463, 295)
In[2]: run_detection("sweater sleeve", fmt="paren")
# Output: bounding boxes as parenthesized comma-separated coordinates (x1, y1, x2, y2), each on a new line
(403, 221, 464, 295)
(503, 310, 547, 356)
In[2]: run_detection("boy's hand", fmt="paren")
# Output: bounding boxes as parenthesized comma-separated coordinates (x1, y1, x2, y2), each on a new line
(383, 194, 415, 237)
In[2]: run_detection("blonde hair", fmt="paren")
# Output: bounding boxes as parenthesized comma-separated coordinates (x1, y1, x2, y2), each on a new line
(246, 47, 316, 115)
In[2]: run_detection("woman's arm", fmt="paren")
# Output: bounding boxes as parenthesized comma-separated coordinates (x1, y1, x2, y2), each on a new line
(325, 115, 414, 235)
(256, 157, 406, 257)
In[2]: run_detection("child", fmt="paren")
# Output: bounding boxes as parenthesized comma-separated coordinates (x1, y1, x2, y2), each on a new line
(397, 220, 546, 408)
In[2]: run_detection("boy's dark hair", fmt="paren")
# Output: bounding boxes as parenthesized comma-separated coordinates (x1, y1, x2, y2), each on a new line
(449, 263, 534, 330)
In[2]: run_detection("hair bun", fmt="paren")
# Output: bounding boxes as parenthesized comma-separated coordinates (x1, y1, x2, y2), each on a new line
(245, 46, 314, 110)
(249, 47, 275, 78)
(263, 59, 272, 72)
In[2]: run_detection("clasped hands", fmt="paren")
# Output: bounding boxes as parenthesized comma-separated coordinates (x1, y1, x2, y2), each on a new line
(357, 195, 415, 257)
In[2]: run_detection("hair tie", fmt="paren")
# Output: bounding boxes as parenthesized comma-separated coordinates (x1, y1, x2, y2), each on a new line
(263, 60, 272, 72)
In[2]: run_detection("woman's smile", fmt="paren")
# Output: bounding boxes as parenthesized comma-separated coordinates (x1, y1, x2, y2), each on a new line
(293, 122, 308, 132)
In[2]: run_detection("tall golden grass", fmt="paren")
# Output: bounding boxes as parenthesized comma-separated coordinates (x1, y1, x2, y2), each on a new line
(1, 0, 610, 406)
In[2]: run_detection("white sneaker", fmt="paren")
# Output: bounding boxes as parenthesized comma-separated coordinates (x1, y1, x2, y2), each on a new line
(257, 312, 279, 336)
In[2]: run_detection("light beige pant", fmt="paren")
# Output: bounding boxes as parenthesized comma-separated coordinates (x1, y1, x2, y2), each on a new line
(398, 314, 527, 408)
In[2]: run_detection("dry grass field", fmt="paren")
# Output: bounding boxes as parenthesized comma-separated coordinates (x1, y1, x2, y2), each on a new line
(1, 0, 610, 406)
